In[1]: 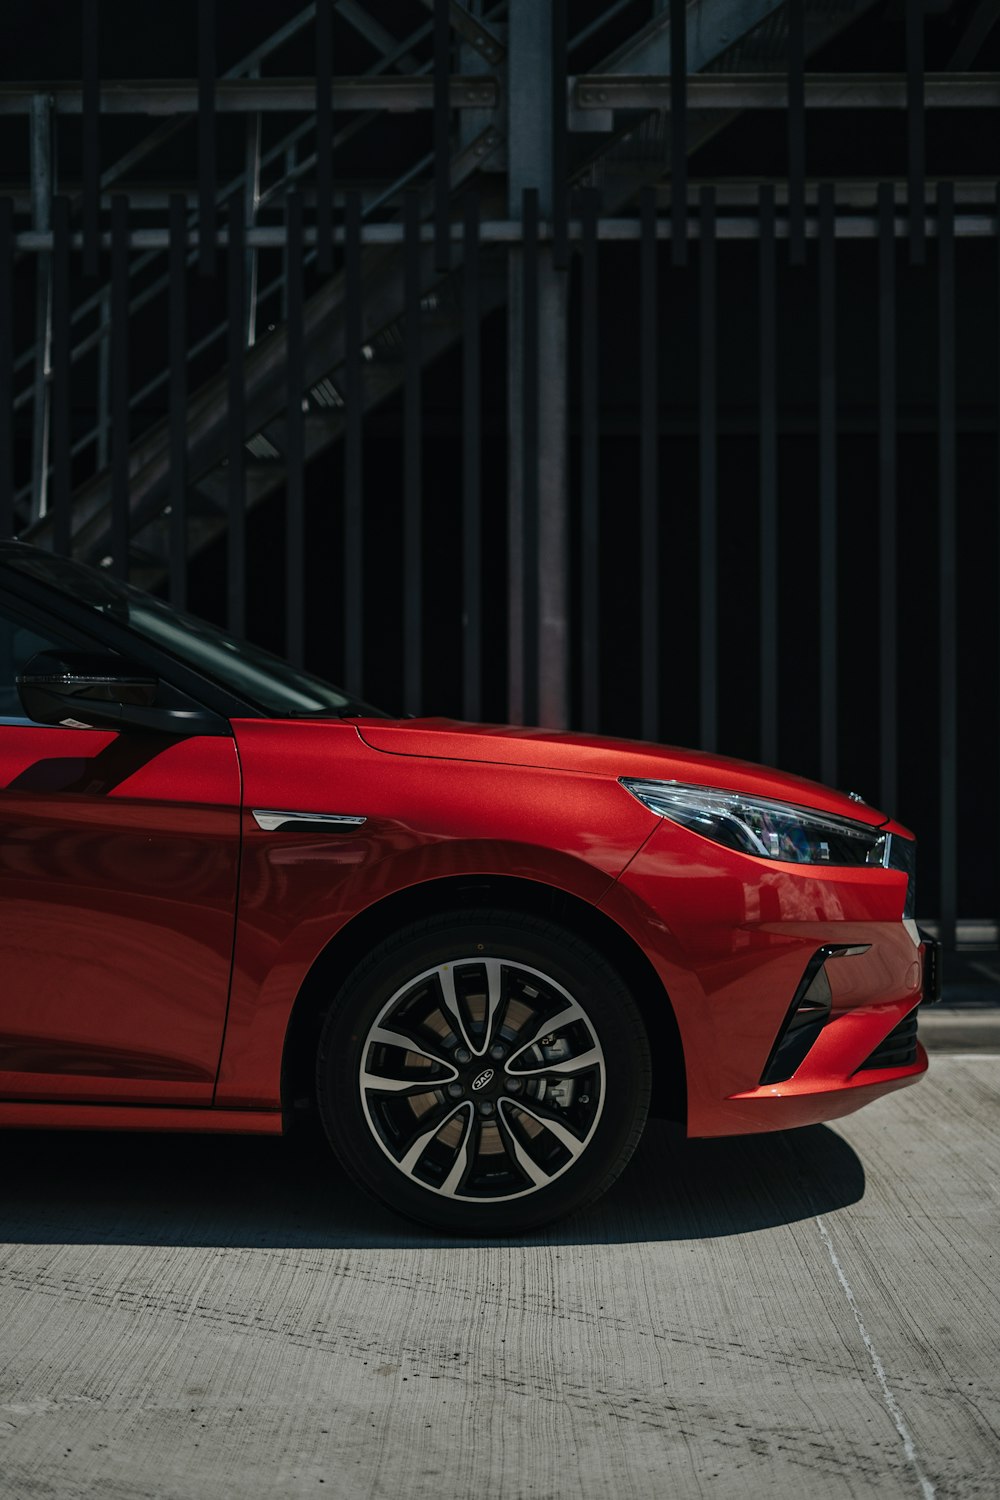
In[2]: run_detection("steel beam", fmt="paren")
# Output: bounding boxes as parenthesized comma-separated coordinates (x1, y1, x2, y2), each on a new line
(339, 0, 422, 72)
(9, 177, 1000, 217)
(598, 0, 784, 77)
(0, 77, 498, 114)
(13, 206, 1000, 260)
(418, 0, 506, 66)
(949, 0, 1000, 67)
(574, 72, 1000, 111)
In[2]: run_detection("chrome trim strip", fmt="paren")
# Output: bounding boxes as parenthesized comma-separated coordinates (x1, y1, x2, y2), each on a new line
(252, 809, 367, 831)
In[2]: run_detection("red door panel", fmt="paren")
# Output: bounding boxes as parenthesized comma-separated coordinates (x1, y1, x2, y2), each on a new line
(0, 726, 241, 1104)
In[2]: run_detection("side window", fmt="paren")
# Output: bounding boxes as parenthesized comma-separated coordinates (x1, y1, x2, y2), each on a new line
(0, 603, 84, 723)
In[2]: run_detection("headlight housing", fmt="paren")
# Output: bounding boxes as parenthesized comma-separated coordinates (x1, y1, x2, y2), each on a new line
(620, 778, 889, 867)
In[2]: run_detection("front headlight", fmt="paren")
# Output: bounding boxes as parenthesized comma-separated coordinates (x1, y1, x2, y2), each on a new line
(620, 778, 889, 867)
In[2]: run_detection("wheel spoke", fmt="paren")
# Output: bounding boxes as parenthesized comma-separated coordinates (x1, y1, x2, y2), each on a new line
(368, 1024, 458, 1076)
(360, 1070, 449, 1096)
(494, 1104, 558, 1189)
(398, 1101, 467, 1177)
(500, 1097, 589, 1160)
(506, 1043, 602, 1080)
(439, 1109, 475, 1196)
(505, 1000, 588, 1070)
(437, 966, 477, 1054)
(476, 958, 505, 1057)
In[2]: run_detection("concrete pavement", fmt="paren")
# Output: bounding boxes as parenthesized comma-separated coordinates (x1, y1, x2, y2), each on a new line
(1, 1048, 998, 1499)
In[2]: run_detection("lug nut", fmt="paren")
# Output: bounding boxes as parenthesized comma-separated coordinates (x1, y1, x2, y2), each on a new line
(454, 1048, 471, 1064)
(505, 1078, 522, 1094)
(489, 1044, 505, 1060)
(478, 1100, 494, 1115)
(447, 1082, 464, 1098)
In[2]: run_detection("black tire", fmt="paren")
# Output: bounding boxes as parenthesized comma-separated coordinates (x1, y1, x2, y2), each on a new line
(315, 909, 652, 1233)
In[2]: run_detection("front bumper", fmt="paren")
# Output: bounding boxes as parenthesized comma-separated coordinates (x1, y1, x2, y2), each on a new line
(602, 817, 931, 1138)
(700, 1019, 928, 1138)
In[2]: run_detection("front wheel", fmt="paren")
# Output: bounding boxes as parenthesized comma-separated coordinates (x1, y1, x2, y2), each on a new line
(316, 910, 652, 1233)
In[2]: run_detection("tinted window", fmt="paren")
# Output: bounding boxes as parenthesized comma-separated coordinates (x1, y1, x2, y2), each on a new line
(1, 546, 386, 719)
(0, 603, 87, 723)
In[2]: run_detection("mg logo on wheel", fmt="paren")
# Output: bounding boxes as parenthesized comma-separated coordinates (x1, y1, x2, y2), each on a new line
(471, 1068, 494, 1091)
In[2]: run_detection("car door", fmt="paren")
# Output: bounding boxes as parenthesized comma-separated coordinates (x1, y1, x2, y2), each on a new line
(0, 593, 241, 1105)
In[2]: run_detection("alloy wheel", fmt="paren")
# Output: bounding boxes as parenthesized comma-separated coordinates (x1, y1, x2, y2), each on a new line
(358, 956, 606, 1203)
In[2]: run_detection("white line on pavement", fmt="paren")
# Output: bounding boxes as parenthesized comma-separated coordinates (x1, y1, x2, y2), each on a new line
(816, 1214, 936, 1500)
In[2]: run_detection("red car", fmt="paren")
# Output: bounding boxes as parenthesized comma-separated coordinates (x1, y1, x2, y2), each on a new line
(0, 542, 934, 1231)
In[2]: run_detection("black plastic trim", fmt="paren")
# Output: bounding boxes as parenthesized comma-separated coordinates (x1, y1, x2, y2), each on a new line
(918, 930, 942, 1004)
(856, 1005, 920, 1072)
(888, 832, 917, 919)
(759, 943, 869, 1086)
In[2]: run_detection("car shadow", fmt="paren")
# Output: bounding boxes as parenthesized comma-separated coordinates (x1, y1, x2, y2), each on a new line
(0, 1118, 864, 1249)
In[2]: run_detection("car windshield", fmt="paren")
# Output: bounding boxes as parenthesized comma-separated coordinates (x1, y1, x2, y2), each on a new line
(2, 546, 387, 719)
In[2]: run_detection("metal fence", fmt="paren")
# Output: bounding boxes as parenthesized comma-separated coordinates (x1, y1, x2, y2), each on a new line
(1, 0, 999, 944)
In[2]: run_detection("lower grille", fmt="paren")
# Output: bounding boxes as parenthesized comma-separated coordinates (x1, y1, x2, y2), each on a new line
(856, 1006, 920, 1071)
(760, 942, 870, 1085)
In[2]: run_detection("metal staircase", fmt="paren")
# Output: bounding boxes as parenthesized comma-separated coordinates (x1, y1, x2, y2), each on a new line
(17, 0, 879, 585)
(28, 125, 507, 586)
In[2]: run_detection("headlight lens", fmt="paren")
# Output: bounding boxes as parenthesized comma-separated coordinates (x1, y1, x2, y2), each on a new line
(620, 778, 889, 866)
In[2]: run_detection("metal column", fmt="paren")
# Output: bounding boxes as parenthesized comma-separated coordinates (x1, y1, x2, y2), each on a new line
(29, 95, 52, 523)
(506, 0, 568, 728)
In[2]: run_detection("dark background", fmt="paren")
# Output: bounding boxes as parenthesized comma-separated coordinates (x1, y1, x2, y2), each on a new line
(2, 0, 998, 923)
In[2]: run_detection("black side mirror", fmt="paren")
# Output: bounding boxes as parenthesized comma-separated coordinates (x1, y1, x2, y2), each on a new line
(16, 651, 221, 735)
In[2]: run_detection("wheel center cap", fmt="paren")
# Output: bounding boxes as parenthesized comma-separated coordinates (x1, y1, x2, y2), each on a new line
(470, 1066, 495, 1092)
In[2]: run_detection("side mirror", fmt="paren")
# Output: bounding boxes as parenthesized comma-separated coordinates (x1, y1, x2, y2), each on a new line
(16, 651, 221, 735)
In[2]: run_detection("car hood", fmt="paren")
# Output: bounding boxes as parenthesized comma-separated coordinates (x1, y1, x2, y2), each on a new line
(355, 719, 889, 826)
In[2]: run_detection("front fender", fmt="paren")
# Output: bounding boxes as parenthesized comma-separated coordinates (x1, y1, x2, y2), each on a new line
(216, 720, 655, 1108)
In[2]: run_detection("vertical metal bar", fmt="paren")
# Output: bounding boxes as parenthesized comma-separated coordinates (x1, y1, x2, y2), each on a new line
(433, 0, 451, 272)
(462, 189, 482, 721)
(787, 0, 806, 266)
(51, 195, 71, 556)
(244, 68, 262, 345)
(938, 181, 956, 948)
(906, 0, 925, 265)
(110, 193, 129, 579)
(285, 192, 305, 668)
(227, 194, 245, 634)
(507, 0, 568, 729)
(537, 260, 570, 729)
(198, 0, 217, 276)
(0, 199, 11, 538)
(759, 185, 778, 765)
(168, 193, 187, 609)
(281, 144, 296, 323)
(818, 182, 837, 786)
(551, 0, 569, 270)
(97, 289, 110, 471)
(404, 189, 423, 714)
(878, 182, 897, 814)
(82, 0, 100, 276)
(640, 185, 659, 742)
(522, 186, 540, 725)
(30, 95, 52, 524)
(344, 189, 363, 697)
(580, 188, 600, 731)
(315, 0, 333, 275)
(670, 0, 687, 268)
(699, 186, 718, 752)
